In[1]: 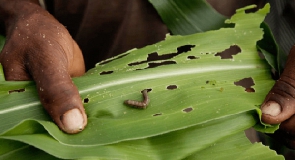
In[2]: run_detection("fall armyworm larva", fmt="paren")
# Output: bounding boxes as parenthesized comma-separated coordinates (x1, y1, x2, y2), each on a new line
(124, 89, 149, 109)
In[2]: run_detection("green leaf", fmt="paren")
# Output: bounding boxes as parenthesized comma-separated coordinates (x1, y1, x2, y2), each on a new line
(0, 112, 283, 160)
(257, 23, 278, 71)
(257, 22, 286, 74)
(0, 64, 5, 82)
(148, 0, 284, 75)
(185, 129, 284, 160)
(148, 0, 227, 35)
(0, 139, 58, 160)
(0, 4, 282, 159)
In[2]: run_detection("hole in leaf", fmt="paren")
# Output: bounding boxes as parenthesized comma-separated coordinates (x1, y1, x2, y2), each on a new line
(128, 52, 174, 66)
(9, 88, 25, 94)
(234, 77, 255, 92)
(147, 61, 176, 68)
(183, 107, 193, 113)
(153, 113, 162, 116)
(223, 23, 235, 28)
(128, 45, 195, 66)
(187, 56, 199, 60)
(100, 71, 114, 75)
(148, 52, 177, 61)
(245, 88, 255, 92)
(83, 98, 89, 103)
(215, 45, 241, 59)
(177, 45, 195, 53)
(167, 85, 177, 90)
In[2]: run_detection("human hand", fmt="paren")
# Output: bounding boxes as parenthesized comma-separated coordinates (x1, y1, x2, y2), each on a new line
(0, 0, 87, 134)
(261, 45, 295, 148)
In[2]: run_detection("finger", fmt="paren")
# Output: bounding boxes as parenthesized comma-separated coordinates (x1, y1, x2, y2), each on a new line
(31, 60, 87, 134)
(0, 41, 31, 81)
(261, 45, 295, 124)
(26, 44, 87, 134)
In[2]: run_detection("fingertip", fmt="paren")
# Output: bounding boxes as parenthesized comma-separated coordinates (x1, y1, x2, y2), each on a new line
(60, 108, 87, 134)
(261, 101, 281, 116)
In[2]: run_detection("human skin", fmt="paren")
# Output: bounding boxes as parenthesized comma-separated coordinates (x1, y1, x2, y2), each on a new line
(0, 0, 168, 134)
(209, 0, 295, 149)
(2, 0, 295, 149)
(260, 46, 295, 148)
(0, 0, 87, 134)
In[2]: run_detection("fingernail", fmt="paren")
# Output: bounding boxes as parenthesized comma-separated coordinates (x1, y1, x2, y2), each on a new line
(261, 101, 281, 116)
(61, 108, 85, 134)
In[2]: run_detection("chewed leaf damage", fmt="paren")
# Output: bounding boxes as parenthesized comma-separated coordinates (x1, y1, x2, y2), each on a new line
(127, 45, 195, 69)
(8, 88, 25, 94)
(234, 77, 255, 93)
(215, 45, 241, 59)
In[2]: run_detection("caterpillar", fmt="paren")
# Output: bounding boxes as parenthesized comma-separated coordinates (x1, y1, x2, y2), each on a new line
(124, 89, 150, 109)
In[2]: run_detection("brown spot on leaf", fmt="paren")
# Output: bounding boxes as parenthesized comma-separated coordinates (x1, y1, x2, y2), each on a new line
(183, 107, 193, 113)
(153, 113, 162, 116)
(167, 85, 177, 90)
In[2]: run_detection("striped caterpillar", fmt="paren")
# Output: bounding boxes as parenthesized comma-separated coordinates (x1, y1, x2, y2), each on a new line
(124, 89, 150, 109)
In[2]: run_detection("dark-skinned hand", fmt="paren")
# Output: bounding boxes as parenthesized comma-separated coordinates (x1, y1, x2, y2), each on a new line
(0, 0, 87, 134)
(3, 1, 295, 149)
(261, 45, 295, 149)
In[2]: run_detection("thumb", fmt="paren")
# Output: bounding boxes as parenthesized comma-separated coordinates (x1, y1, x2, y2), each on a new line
(27, 50, 87, 134)
(261, 46, 295, 124)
